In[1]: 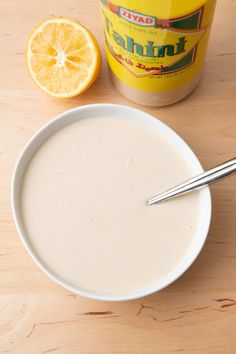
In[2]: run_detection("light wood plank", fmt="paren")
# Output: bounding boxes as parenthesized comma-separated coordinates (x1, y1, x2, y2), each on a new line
(0, 0, 236, 353)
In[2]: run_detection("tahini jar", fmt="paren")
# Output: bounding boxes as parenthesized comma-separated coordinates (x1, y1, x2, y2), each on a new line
(100, 0, 216, 106)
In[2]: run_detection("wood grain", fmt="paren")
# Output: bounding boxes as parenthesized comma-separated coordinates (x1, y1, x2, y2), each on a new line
(0, 0, 236, 353)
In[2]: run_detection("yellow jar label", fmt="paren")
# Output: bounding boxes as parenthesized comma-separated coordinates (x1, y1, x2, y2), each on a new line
(100, 0, 216, 92)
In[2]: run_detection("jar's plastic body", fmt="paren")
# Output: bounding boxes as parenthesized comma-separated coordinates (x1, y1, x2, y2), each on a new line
(100, 0, 216, 106)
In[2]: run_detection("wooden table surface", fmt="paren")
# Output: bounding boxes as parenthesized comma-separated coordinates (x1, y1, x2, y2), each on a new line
(1, 1, 236, 353)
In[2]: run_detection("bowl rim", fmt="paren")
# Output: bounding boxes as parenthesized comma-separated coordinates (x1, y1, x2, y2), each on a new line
(11, 103, 212, 301)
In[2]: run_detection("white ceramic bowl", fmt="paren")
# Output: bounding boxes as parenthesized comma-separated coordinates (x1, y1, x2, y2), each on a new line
(11, 104, 211, 301)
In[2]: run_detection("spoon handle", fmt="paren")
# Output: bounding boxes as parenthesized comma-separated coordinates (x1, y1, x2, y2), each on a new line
(148, 158, 236, 206)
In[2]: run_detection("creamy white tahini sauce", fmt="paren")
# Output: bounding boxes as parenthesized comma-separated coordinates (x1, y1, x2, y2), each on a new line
(21, 116, 200, 296)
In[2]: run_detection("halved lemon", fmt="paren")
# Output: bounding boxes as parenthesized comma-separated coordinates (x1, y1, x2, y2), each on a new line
(27, 18, 101, 98)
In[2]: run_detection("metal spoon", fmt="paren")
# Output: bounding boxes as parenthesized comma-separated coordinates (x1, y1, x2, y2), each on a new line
(147, 158, 236, 206)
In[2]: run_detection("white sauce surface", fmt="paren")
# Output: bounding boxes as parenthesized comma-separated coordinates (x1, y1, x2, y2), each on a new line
(21, 116, 200, 296)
